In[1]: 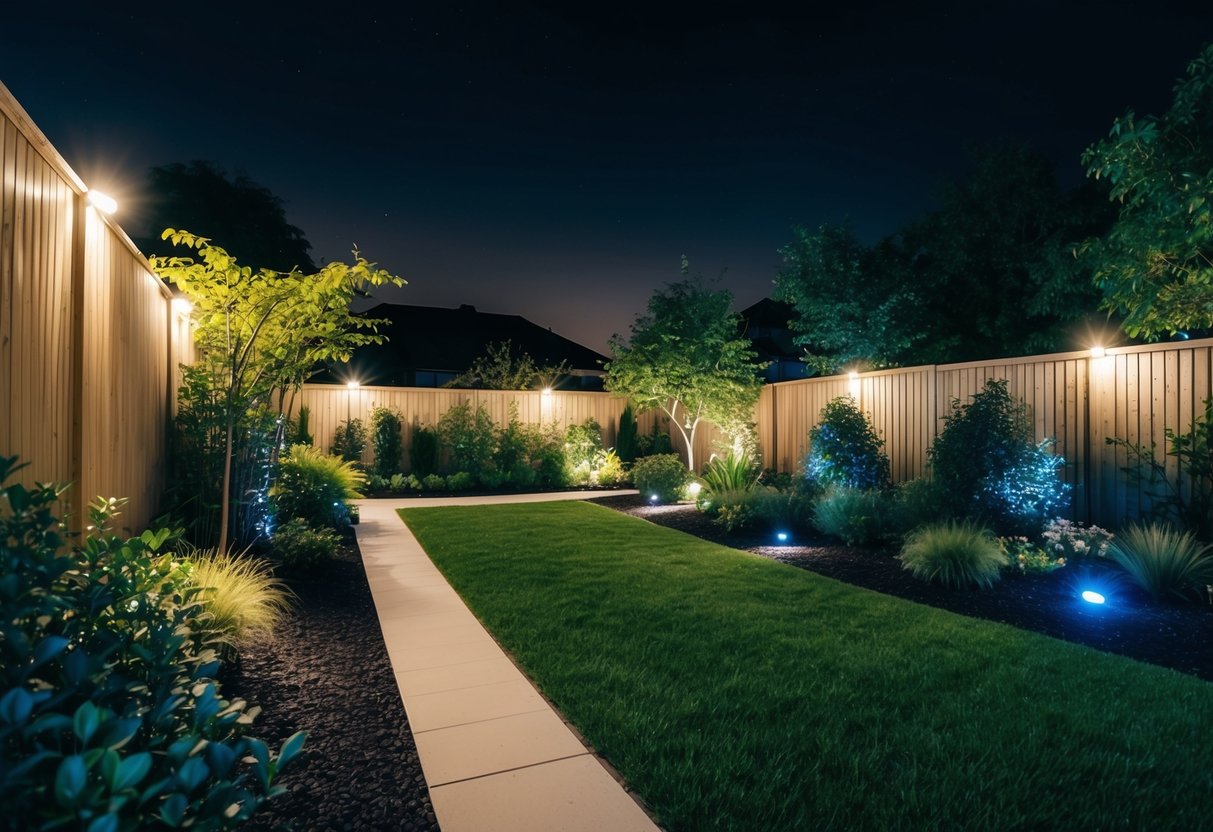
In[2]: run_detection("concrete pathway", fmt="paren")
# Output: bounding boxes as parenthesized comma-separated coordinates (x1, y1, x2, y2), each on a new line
(354, 492, 660, 832)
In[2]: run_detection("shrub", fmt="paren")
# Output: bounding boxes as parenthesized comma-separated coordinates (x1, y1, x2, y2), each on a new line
(899, 521, 1007, 588)
(447, 471, 475, 491)
(272, 443, 365, 529)
(423, 473, 447, 491)
(331, 417, 367, 463)
(929, 379, 1069, 535)
(888, 478, 947, 537)
(1000, 536, 1066, 576)
(1107, 523, 1213, 602)
(806, 397, 890, 490)
(0, 460, 302, 829)
(409, 424, 441, 477)
(706, 486, 815, 534)
(406, 473, 423, 491)
(186, 548, 291, 650)
(495, 404, 537, 479)
(371, 407, 404, 478)
(390, 472, 411, 493)
(632, 453, 689, 502)
(1041, 518, 1114, 560)
(366, 473, 390, 493)
(813, 487, 888, 547)
(273, 517, 341, 570)
(617, 404, 639, 463)
(594, 449, 626, 486)
(702, 451, 760, 495)
(565, 418, 604, 478)
(636, 419, 674, 458)
(438, 402, 497, 481)
(533, 441, 569, 488)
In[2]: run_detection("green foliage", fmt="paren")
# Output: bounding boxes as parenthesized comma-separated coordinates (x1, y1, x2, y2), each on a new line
(565, 418, 604, 469)
(390, 473, 412, 494)
(532, 443, 569, 489)
(272, 444, 365, 529)
(445, 340, 570, 390)
(0, 458, 302, 830)
(594, 449, 626, 486)
(447, 472, 475, 491)
(617, 404, 639, 464)
(370, 407, 404, 477)
(152, 229, 403, 550)
(701, 451, 760, 495)
(887, 478, 947, 537)
(1000, 536, 1067, 576)
(293, 404, 314, 446)
(632, 454, 689, 503)
(705, 486, 815, 534)
(422, 474, 447, 491)
(929, 380, 1069, 535)
(605, 267, 766, 470)
(1081, 44, 1213, 339)
(635, 419, 674, 458)
(1041, 519, 1114, 560)
(1107, 523, 1213, 602)
(437, 402, 498, 482)
(899, 521, 1008, 588)
(185, 549, 291, 650)
(813, 487, 888, 547)
(272, 518, 340, 570)
(1107, 398, 1213, 540)
(409, 425, 440, 477)
(331, 418, 367, 464)
(806, 397, 889, 490)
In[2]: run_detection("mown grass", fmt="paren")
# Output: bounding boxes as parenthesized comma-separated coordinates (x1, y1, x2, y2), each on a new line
(400, 501, 1213, 832)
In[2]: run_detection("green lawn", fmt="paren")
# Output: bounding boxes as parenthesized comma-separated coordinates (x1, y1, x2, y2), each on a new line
(400, 501, 1213, 831)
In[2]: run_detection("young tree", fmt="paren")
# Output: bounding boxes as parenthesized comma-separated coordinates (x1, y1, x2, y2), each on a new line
(152, 229, 404, 550)
(1081, 43, 1213, 340)
(444, 340, 570, 390)
(605, 263, 765, 471)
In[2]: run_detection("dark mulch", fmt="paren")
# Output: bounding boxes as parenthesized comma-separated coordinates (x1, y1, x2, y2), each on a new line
(225, 531, 439, 832)
(590, 494, 1213, 682)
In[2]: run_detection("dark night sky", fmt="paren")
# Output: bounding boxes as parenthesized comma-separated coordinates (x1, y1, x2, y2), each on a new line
(2, 3, 1210, 352)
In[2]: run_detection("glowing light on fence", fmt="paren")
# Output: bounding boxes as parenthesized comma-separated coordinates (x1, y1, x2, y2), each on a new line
(86, 189, 117, 215)
(1081, 590, 1105, 605)
(542, 387, 552, 396)
(347, 380, 361, 390)
(1089, 346, 1106, 359)
(847, 370, 860, 400)
(172, 297, 193, 315)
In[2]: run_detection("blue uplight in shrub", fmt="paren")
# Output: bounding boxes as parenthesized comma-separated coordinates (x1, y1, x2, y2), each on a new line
(649, 494, 659, 503)
(776, 531, 789, 543)
(1081, 590, 1106, 605)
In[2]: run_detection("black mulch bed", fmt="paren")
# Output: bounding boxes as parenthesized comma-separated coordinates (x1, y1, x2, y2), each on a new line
(590, 494, 1213, 682)
(225, 531, 439, 832)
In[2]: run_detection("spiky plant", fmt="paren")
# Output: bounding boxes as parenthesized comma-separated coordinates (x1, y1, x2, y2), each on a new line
(898, 521, 1007, 589)
(272, 443, 366, 528)
(1107, 523, 1213, 602)
(185, 548, 292, 649)
(701, 451, 760, 495)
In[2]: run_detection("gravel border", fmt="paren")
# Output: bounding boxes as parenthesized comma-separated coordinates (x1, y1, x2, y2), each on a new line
(226, 532, 440, 832)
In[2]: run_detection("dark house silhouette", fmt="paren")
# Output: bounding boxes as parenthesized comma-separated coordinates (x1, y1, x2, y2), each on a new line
(740, 298, 810, 383)
(313, 303, 609, 389)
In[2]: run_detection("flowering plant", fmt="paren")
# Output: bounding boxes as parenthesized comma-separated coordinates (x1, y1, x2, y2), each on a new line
(1042, 518, 1114, 560)
(1000, 536, 1066, 575)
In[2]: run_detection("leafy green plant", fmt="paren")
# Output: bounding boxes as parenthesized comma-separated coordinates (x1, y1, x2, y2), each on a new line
(887, 477, 946, 537)
(365, 473, 389, 493)
(705, 486, 815, 534)
(565, 419, 604, 470)
(331, 417, 367, 464)
(1000, 536, 1066, 576)
(293, 404, 314, 446)
(929, 379, 1069, 535)
(447, 471, 475, 491)
(370, 407, 404, 478)
(594, 449, 626, 486)
(389, 473, 411, 493)
(409, 424, 441, 477)
(272, 518, 340, 570)
(0, 458, 303, 830)
(422, 473, 447, 491)
(813, 487, 888, 546)
(716, 502, 758, 533)
(438, 402, 498, 481)
(617, 404, 639, 463)
(899, 521, 1007, 588)
(635, 418, 674, 458)
(806, 397, 890, 490)
(186, 548, 291, 650)
(1107, 523, 1213, 602)
(533, 441, 569, 488)
(272, 443, 365, 529)
(632, 453, 689, 503)
(701, 451, 760, 495)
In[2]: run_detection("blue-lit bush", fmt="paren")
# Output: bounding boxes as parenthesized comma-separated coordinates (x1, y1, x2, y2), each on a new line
(805, 397, 890, 490)
(929, 380, 1069, 536)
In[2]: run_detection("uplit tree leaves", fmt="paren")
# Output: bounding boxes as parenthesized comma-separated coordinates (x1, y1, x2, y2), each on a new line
(1081, 43, 1213, 340)
(605, 265, 766, 471)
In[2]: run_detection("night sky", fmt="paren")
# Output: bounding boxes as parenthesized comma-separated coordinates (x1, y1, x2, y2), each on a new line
(3, 3, 1210, 353)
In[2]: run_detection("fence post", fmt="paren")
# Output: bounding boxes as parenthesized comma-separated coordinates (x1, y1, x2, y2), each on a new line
(67, 192, 87, 533)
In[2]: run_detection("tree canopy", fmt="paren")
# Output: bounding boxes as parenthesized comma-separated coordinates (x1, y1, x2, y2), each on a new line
(444, 340, 570, 390)
(1081, 43, 1213, 340)
(605, 263, 765, 471)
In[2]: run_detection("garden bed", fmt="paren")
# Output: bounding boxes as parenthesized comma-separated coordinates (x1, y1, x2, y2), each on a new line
(225, 531, 439, 832)
(591, 494, 1213, 681)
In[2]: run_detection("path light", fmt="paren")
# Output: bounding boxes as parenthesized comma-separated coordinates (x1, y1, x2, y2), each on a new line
(687, 482, 702, 498)
(776, 531, 789, 543)
(1081, 590, 1106, 605)
(86, 189, 117, 215)
(649, 494, 659, 503)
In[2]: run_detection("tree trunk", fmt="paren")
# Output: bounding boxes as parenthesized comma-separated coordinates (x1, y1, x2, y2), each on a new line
(218, 412, 234, 553)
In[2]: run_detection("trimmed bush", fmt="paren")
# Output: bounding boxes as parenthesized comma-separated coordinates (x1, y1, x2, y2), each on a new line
(272, 443, 365, 529)
(331, 417, 367, 463)
(813, 487, 888, 546)
(422, 473, 447, 491)
(929, 379, 1068, 535)
(273, 517, 341, 569)
(186, 548, 291, 649)
(371, 407, 404, 478)
(806, 397, 890, 490)
(899, 521, 1007, 588)
(1108, 523, 1213, 602)
(632, 453, 689, 502)
(447, 471, 475, 491)
(409, 424, 440, 477)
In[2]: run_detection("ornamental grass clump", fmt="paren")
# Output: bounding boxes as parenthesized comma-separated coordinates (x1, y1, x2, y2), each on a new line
(813, 486, 887, 546)
(701, 451, 760, 495)
(186, 548, 292, 649)
(899, 521, 1007, 589)
(1107, 522, 1213, 602)
(272, 443, 365, 529)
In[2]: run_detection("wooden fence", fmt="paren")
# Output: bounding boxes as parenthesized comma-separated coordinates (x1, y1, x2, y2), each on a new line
(0, 81, 193, 532)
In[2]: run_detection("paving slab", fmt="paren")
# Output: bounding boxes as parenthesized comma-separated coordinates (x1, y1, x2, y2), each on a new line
(354, 492, 661, 832)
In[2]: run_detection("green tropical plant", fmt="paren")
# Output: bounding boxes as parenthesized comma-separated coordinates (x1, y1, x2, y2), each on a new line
(370, 407, 404, 477)
(272, 518, 341, 570)
(594, 449, 626, 486)
(806, 397, 890, 490)
(632, 453, 690, 503)
(331, 417, 367, 464)
(1107, 523, 1213, 602)
(617, 404, 639, 463)
(389, 473, 411, 493)
(701, 451, 760, 495)
(813, 487, 888, 547)
(186, 548, 291, 650)
(272, 443, 365, 528)
(409, 424, 440, 477)
(899, 521, 1007, 589)
(0, 458, 303, 829)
